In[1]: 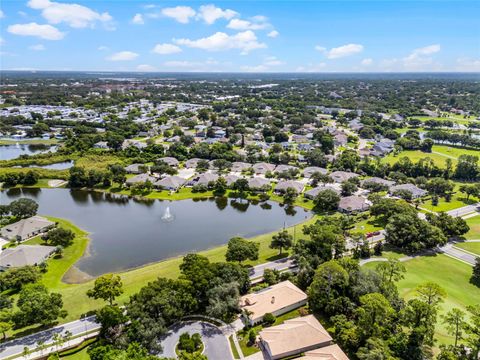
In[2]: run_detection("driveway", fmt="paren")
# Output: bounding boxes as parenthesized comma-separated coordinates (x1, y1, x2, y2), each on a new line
(159, 321, 234, 360)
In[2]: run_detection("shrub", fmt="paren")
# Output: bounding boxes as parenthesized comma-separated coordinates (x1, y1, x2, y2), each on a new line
(263, 313, 276, 326)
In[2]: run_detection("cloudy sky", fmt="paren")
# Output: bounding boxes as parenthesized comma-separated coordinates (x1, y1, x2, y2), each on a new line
(1, 0, 479, 72)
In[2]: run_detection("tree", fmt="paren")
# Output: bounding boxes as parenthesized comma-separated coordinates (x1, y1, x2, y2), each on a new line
(375, 259, 406, 284)
(87, 274, 124, 305)
(8, 198, 38, 218)
(205, 282, 240, 322)
(459, 184, 480, 200)
(356, 292, 394, 338)
(225, 237, 259, 263)
(270, 230, 293, 256)
(0, 266, 41, 292)
(464, 305, 480, 359)
(442, 308, 466, 347)
(341, 180, 358, 196)
(472, 257, 480, 286)
(313, 189, 340, 212)
(425, 212, 469, 238)
(385, 213, 447, 253)
(308, 260, 350, 316)
(283, 187, 298, 205)
(96, 305, 127, 342)
(13, 284, 67, 327)
(0, 320, 12, 340)
(416, 282, 447, 308)
(44, 227, 75, 247)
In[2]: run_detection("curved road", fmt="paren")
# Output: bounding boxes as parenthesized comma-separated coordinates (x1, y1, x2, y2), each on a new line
(159, 321, 233, 360)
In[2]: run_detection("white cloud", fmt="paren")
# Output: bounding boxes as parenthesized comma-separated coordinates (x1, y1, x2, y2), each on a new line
(241, 56, 284, 72)
(0, 10, 4, 18)
(137, 64, 157, 72)
(227, 18, 269, 30)
(455, 57, 480, 72)
(29, 44, 46, 51)
(106, 51, 139, 61)
(152, 43, 182, 55)
(361, 58, 373, 66)
(0, 37, 4, 45)
(161, 6, 196, 24)
(98, 45, 109, 51)
(175, 30, 266, 54)
(317, 43, 364, 59)
(241, 65, 269, 72)
(27, 0, 114, 29)
(163, 60, 199, 68)
(8, 22, 65, 40)
(132, 13, 144, 25)
(402, 44, 441, 70)
(197, 4, 237, 24)
(296, 63, 327, 72)
(267, 30, 279, 38)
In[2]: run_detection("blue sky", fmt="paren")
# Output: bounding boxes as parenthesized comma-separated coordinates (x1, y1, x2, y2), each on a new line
(1, 0, 479, 72)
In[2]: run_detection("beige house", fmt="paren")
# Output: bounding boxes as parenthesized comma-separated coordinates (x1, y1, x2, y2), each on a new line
(259, 315, 333, 360)
(239, 280, 307, 326)
(0, 216, 55, 242)
(299, 344, 350, 360)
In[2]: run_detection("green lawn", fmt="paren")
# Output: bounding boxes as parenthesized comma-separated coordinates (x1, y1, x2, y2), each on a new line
(0, 139, 59, 146)
(364, 254, 480, 346)
(455, 242, 480, 256)
(464, 215, 480, 239)
(229, 336, 240, 359)
(419, 182, 479, 213)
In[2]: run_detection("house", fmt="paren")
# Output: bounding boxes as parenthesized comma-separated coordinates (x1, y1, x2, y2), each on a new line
(0, 216, 55, 242)
(231, 162, 251, 173)
(274, 164, 298, 174)
(330, 171, 359, 183)
(185, 158, 201, 168)
(348, 119, 364, 132)
(303, 167, 328, 178)
(334, 133, 348, 146)
(361, 177, 396, 189)
(122, 139, 147, 150)
(370, 140, 394, 157)
(154, 176, 186, 191)
(93, 141, 109, 149)
(125, 173, 156, 186)
(338, 196, 371, 213)
(188, 173, 219, 186)
(275, 180, 305, 194)
(240, 281, 307, 326)
(304, 185, 341, 200)
(225, 174, 242, 186)
(125, 163, 145, 174)
(259, 315, 333, 360)
(299, 345, 350, 360)
(252, 162, 276, 175)
(0, 245, 56, 270)
(248, 177, 272, 192)
(157, 157, 179, 167)
(390, 184, 428, 199)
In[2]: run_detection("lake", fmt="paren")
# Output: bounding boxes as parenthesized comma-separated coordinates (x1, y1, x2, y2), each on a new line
(0, 143, 57, 161)
(0, 188, 311, 277)
(15, 161, 74, 170)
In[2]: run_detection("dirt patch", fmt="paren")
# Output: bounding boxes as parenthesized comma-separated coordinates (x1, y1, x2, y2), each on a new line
(62, 265, 94, 284)
(48, 179, 68, 188)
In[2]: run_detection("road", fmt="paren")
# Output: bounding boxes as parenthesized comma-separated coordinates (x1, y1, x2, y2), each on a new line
(0, 316, 99, 359)
(159, 321, 234, 360)
(248, 257, 296, 280)
(441, 243, 477, 265)
(446, 203, 479, 218)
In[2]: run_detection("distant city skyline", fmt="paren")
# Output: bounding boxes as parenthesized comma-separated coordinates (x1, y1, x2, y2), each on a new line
(1, 0, 479, 72)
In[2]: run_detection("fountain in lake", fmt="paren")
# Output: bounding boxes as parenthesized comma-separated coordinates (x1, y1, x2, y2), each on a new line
(161, 206, 174, 222)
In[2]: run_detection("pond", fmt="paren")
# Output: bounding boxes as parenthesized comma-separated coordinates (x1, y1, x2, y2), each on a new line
(15, 160, 74, 170)
(0, 188, 311, 277)
(0, 143, 57, 161)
